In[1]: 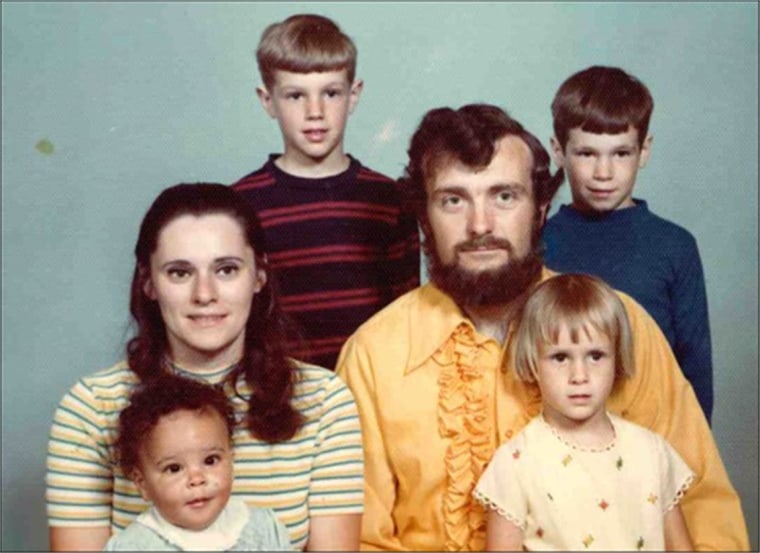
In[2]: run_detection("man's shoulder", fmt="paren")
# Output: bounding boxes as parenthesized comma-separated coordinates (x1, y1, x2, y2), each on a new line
(351, 286, 424, 339)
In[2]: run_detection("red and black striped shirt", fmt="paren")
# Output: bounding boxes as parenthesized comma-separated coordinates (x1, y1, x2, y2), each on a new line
(233, 155, 420, 369)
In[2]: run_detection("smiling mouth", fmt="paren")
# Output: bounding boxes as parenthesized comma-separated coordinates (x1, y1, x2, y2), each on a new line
(188, 315, 226, 326)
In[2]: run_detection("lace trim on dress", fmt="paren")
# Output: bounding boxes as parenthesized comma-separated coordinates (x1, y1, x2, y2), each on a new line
(540, 412, 618, 452)
(436, 324, 495, 551)
(664, 473, 696, 513)
(472, 489, 527, 530)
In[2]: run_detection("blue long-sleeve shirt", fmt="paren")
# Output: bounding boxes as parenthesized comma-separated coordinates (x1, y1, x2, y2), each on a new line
(543, 199, 713, 422)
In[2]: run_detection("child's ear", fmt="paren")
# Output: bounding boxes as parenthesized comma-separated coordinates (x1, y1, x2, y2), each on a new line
(348, 79, 364, 114)
(131, 468, 151, 502)
(638, 134, 653, 168)
(256, 86, 277, 119)
(550, 136, 565, 169)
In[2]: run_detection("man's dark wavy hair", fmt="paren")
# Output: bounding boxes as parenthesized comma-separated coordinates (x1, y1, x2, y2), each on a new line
(398, 103, 564, 229)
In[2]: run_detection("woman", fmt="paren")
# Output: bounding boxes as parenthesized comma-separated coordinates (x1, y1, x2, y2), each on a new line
(46, 183, 363, 551)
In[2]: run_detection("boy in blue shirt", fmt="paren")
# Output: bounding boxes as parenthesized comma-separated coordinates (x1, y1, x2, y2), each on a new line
(542, 65, 713, 422)
(233, 14, 420, 370)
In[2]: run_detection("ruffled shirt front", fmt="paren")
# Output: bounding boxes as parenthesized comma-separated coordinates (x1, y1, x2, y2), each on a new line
(436, 324, 499, 550)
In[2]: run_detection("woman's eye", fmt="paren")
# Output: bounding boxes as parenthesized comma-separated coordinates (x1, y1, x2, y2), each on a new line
(167, 268, 191, 280)
(217, 265, 240, 278)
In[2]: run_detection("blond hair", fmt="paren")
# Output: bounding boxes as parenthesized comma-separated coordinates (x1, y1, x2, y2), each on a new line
(256, 14, 357, 90)
(511, 273, 635, 384)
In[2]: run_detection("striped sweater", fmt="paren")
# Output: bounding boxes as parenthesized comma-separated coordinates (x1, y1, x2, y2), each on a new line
(46, 361, 364, 550)
(233, 155, 420, 369)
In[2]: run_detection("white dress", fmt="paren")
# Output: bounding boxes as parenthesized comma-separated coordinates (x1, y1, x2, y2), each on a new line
(474, 413, 693, 550)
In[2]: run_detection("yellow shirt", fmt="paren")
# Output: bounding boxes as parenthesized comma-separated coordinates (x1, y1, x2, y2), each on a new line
(336, 271, 749, 551)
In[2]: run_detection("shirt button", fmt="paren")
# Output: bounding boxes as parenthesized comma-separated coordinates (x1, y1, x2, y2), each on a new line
(505, 429, 513, 439)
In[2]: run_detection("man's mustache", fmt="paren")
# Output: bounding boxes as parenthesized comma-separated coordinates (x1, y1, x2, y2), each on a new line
(455, 236, 514, 252)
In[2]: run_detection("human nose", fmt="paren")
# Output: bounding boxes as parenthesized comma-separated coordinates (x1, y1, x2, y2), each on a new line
(467, 201, 493, 236)
(306, 94, 324, 119)
(192, 272, 218, 305)
(593, 156, 614, 180)
(569, 359, 589, 384)
(187, 465, 207, 487)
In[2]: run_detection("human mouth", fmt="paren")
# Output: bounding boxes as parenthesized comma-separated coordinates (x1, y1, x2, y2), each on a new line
(457, 237, 513, 253)
(188, 314, 226, 327)
(303, 129, 328, 142)
(568, 394, 591, 403)
(186, 496, 212, 509)
(587, 187, 615, 199)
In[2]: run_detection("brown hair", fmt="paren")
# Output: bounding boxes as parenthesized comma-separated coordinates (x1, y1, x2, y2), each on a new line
(128, 183, 303, 442)
(551, 65, 654, 149)
(256, 14, 357, 90)
(399, 103, 564, 229)
(115, 374, 236, 477)
(511, 273, 635, 383)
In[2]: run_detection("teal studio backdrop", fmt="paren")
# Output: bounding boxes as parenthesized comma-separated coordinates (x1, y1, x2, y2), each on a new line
(2, 2, 757, 550)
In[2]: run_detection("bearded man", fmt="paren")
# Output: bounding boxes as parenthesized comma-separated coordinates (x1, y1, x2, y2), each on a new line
(336, 104, 748, 551)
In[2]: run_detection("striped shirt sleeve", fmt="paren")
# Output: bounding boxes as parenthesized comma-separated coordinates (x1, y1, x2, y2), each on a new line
(301, 368, 364, 514)
(46, 376, 116, 527)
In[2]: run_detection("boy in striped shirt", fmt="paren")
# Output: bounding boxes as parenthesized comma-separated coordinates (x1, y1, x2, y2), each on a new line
(233, 14, 420, 370)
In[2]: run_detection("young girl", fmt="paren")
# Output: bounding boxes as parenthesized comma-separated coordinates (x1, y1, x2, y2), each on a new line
(105, 375, 292, 550)
(474, 273, 694, 551)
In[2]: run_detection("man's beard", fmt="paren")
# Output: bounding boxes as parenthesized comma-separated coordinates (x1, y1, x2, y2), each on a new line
(425, 226, 544, 310)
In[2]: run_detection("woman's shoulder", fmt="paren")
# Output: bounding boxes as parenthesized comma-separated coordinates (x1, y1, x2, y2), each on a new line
(292, 360, 350, 395)
(61, 360, 138, 404)
(290, 359, 358, 418)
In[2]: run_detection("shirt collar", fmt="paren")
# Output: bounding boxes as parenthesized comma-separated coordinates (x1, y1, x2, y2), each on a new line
(405, 267, 557, 374)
